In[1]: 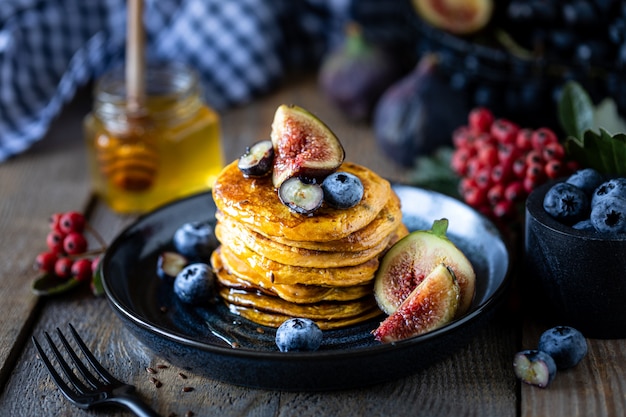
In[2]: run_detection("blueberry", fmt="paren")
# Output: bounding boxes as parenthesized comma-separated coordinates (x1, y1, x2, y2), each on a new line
(566, 168, 604, 197)
(513, 349, 557, 388)
(275, 318, 323, 352)
(321, 172, 364, 209)
(537, 326, 587, 369)
(173, 263, 215, 305)
(543, 182, 590, 224)
(591, 178, 626, 207)
(173, 221, 218, 261)
(590, 196, 626, 234)
(278, 177, 324, 214)
(571, 219, 595, 232)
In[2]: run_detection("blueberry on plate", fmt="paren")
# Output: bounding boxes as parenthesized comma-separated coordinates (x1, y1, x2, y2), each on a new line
(543, 182, 590, 224)
(537, 326, 587, 369)
(590, 196, 626, 234)
(173, 221, 218, 261)
(156, 251, 188, 283)
(513, 349, 557, 388)
(566, 168, 604, 197)
(591, 178, 626, 207)
(275, 318, 323, 352)
(173, 263, 215, 305)
(321, 171, 364, 209)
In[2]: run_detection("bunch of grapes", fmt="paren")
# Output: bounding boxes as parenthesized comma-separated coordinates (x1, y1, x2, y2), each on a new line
(34, 211, 106, 286)
(451, 108, 578, 224)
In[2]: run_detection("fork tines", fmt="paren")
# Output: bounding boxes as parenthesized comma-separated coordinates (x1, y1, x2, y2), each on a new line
(32, 323, 125, 405)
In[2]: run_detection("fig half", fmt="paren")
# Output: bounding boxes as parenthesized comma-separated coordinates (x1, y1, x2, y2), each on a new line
(373, 218, 475, 317)
(270, 104, 345, 188)
(373, 263, 460, 342)
(412, 0, 494, 35)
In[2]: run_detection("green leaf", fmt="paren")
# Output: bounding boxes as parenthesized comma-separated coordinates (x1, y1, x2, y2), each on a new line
(91, 257, 105, 297)
(594, 98, 626, 135)
(558, 81, 595, 138)
(32, 274, 82, 296)
(564, 129, 626, 176)
(410, 147, 460, 198)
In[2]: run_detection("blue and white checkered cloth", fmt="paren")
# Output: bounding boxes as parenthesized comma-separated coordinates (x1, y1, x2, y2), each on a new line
(0, 0, 352, 162)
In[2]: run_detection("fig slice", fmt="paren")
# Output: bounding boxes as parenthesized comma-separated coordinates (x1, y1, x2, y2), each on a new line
(373, 263, 460, 343)
(270, 104, 345, 188)
(373, 218, 475, 317)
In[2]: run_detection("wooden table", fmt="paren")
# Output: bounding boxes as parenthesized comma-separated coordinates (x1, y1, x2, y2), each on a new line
(0, 74, 624, 416)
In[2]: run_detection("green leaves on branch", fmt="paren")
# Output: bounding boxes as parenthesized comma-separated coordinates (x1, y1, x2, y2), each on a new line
(558, 81, 626, 176)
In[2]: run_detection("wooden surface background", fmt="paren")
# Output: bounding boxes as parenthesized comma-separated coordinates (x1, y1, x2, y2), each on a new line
(0, 74, 624, 416)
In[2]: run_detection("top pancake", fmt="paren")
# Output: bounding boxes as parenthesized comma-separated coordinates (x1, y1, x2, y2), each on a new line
(212, 160, 392, 242)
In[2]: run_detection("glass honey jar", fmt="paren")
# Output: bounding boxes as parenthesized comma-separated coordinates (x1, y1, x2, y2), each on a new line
(84, 62, 223, 214)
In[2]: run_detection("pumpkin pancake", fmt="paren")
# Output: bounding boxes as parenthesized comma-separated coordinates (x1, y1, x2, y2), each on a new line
(214, 191, 402, 253)
(219, 287, 379, 321)
(218, 244, 379, 287)
(215, 222, 393, 268)
(226, 303, 383, 330)
(212, 160, 392, 242)
(211, 248, 372, 304)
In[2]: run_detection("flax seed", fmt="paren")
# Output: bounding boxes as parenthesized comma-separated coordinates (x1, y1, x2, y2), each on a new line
(146, 367, 157, 374)
(178, 372, 188, 379)
(182, 386, 194, 392)
(156, 364, 169, 369)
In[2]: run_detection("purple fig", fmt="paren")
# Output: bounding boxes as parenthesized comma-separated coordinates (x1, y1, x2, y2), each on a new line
(318, 23, 402, 122)
(373, 53, 469, 167)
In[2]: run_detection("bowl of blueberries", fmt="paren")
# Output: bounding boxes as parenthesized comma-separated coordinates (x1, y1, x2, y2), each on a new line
(525, 168, 626, 339)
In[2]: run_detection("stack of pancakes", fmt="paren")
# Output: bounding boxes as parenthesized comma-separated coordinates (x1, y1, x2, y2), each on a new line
(210, 160, 407, 330)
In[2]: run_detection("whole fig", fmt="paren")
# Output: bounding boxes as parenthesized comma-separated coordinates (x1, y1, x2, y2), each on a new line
(373, 53, 469, 167)
(318, 23, 402, 122)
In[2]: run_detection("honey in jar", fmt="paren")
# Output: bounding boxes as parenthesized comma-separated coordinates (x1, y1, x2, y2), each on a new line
(84, 63, 223, 213)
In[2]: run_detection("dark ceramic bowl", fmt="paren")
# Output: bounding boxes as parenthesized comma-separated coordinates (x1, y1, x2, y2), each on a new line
(525, 181, 626, 339)
(102, 185, 510, 391)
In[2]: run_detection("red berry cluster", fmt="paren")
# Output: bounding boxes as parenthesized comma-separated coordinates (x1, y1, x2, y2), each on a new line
(451, 108, 578, 222)
(35, 211, 105, 283)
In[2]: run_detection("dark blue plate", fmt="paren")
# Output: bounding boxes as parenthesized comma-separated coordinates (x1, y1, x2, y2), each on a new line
(101, 185, 510, 391)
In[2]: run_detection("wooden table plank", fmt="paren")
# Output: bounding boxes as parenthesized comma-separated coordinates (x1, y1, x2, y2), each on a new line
(0, 88, 93, 389)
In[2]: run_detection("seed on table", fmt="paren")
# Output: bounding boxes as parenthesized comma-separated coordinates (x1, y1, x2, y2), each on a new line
(185, 411, 195, 417)
(182, 386, 194, 392)
(150, 377, 163, 388)
(178, 372, 188, 379)
(146, 367, 157, 374)
(156, 364, 169, 369)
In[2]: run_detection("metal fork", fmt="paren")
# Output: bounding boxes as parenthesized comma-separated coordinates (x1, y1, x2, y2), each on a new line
(32, 323, 161, 417)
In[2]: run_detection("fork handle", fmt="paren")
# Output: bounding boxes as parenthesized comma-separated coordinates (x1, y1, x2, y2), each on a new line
(111, 394, 162, 417)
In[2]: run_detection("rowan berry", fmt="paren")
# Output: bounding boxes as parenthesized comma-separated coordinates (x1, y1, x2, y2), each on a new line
(54, 258, 74, 279)
(515, 128, 534, 151)
(71, 258, 93, 282)
(63, 232, 88, 255)
(46, 230, 66, 253)
(49, 213, 64, 232)
(531, 128, 558, 149)
(468, 107, 494, 133)
(545, 159, 563, 179)
(542, 142, 565, 161)
(59, 211, 86, 234)
(35, 251, 58, 273)
(491, 119, 519, 144)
